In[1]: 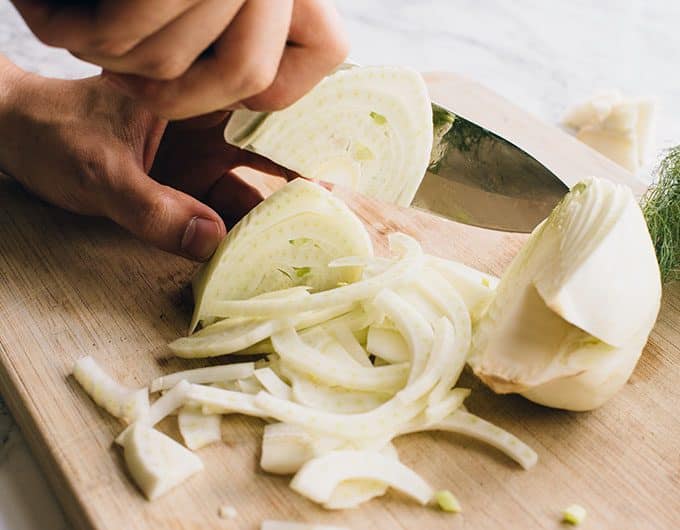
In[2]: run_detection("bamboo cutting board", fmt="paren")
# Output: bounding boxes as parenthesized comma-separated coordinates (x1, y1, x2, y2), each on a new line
(0, 73, 678, 530)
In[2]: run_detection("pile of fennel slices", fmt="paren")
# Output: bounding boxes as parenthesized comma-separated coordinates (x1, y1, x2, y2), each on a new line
(70, 66, 662, 518)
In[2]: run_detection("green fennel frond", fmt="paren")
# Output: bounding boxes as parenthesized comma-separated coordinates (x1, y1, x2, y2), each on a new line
(642, 145, 680, 283)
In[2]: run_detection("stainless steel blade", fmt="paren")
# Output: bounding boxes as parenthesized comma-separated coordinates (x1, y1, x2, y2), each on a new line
(412, 103, 568, 233)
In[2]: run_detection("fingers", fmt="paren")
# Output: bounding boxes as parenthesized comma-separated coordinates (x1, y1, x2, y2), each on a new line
(104, 0, 294, 119)
(12, 0, 204, 55)
(104, 162, 226, 261)
(77, 0, 246, 80)
(13, 0, 348, 120)
(204, 172, 265, 226)
(242, 0, 349, 110)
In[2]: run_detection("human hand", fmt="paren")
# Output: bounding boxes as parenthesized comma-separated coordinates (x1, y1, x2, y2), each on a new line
(11, 0, 349, 119)
(0, 62, 284, 261)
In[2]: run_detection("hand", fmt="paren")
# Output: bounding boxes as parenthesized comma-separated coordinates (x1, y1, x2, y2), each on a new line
(0, 62, 284, 261)
(11, 0, 349, 119)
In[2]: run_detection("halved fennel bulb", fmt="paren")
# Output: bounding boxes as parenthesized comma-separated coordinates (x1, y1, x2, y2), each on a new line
(123, 423, 203, 500)
(225, 66, 433, 206)
(470, 177, 661, 410)
(190, 179, 372, 330)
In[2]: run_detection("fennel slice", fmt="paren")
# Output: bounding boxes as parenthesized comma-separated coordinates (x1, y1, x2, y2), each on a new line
(191, 179, 372, 331)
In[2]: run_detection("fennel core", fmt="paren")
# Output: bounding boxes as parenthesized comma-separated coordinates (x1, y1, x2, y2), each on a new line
(641, 145, 680, 283)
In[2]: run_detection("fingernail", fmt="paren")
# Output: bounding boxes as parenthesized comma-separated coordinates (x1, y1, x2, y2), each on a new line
(181, 217, 221, 261)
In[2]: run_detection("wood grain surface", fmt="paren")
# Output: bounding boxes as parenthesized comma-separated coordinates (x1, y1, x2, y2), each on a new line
(0, 73, 678, 530)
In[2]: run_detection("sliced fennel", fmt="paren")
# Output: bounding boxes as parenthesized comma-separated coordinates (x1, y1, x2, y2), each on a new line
(366, 325, 410, 364)
(254, 367, 292, 400)
(415, 269, 471, 404)
(149, 362, 254, 392)
(237, 376, 265, 395)
(271, 327, 409, 393)
(255, 391, 428, 440)
(190, 179, 372, 330)
(209, 252, 422, 319)
(261, 423, 325, 475)
(395, 317, 451, 404)
(324, 479, 389, 510)
(123, 423, 203, 501)
(116, 380, 191, 445)
(71, 192, 542, 517)
(427, 257, 497, 323)
(422, 410, 537, 470)
(186, 384, 269, 418)
(470, 177, 661, 410)
(326, 323, 372, 367)
(170, 303, 354, 358)
(290, 450, 434, 506)
(72, 356, 149, 423)
(323, 443, 398, 510)
(287, 368, 390, 414)
(177, 406, 222, 450)
(225, 66, 433, 206)
(373, 289, 433, 383)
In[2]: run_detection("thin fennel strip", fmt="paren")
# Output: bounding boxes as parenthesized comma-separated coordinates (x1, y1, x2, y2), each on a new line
(254, 368, 293, 400)
(373, 289, 433, 383)
(396, 317, 452, 404)
(255, 391, 426, 440)
(428, 410, 537, 470)
(116, 380, 191, 445)
(72, 356, 149, 423)
(150, 362, 255, 392)
(170, 302, 356, 358)
(209, 256, 423, 319)
(271, 327, 409, 392)
(187, 384, 269, 418)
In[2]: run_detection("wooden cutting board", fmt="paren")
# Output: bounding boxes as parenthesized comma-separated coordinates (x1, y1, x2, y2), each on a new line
(0, 73, 678, 530)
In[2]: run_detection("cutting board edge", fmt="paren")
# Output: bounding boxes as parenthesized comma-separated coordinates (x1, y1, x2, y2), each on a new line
(0, 352, 100, 530)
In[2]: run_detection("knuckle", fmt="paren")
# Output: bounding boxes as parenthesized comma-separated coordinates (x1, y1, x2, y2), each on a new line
(73, 149, 111, 196)
(234, 60, 278, 98)
(86, 34, 138, 57)
(249, 89, 295, 112)
(136, 189, 173, 235)
(142, 55, 192, 81)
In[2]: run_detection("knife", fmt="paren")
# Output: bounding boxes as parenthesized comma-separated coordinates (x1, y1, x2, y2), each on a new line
(412, 102, 568, 233)
(226, 75, 569, 233)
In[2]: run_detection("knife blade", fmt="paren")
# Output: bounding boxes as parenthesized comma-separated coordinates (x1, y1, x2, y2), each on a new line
(412, 102, 568, 233)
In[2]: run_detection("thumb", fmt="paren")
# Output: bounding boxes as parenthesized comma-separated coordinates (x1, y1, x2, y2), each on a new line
(104, 166, 226, 261)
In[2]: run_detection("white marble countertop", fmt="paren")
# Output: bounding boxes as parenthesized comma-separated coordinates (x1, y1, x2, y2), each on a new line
(1, 1, 678, 528)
